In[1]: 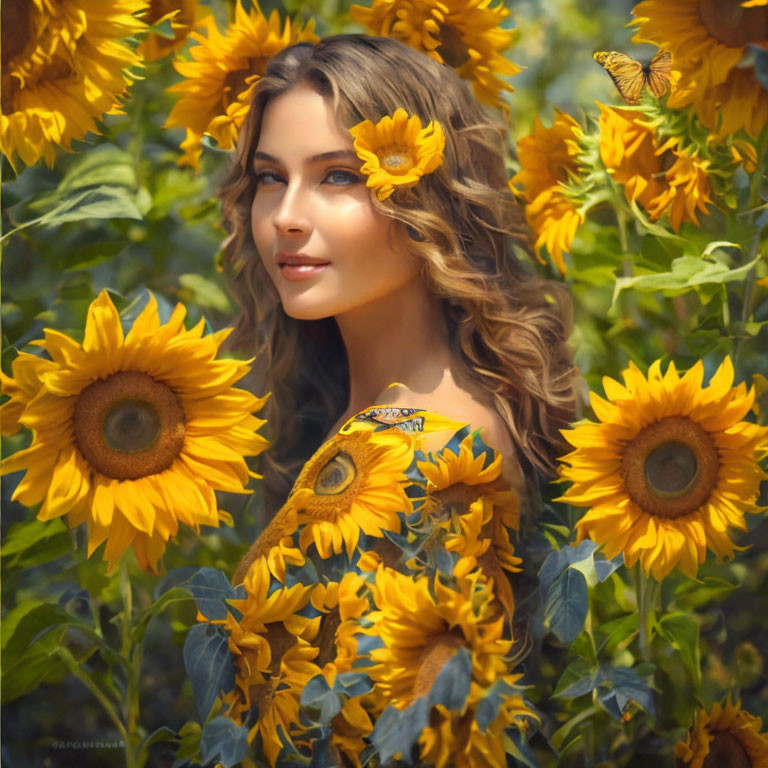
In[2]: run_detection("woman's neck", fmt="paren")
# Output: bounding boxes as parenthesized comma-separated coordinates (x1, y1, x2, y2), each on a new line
(334, 276, 453, 416)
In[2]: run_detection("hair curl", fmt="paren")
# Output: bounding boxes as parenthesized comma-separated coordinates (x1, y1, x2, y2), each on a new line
(219, 34, 576, 518)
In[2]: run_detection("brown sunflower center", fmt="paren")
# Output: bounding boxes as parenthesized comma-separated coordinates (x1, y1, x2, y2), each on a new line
(436, 24, 470, 68)
(222, 64, 267, 109)
(74, 370, 186, 481)
(144, 0, 192, 26)
(1, 0, 31, 70)
(622, 415, 719, 519)
(412, 630, 465, 700)
(702, 731, 752, 768)
(314, 450, 357, 495)
(698, 0, 768, 48)
(378, 146, 416, 173)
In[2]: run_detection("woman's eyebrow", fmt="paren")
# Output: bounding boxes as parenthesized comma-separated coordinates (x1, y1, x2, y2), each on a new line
(252, 149, 360, 165)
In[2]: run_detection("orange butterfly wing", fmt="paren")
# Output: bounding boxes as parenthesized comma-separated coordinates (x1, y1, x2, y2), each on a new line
(646, 49, 672, 99)
(593, 51, 645, 105)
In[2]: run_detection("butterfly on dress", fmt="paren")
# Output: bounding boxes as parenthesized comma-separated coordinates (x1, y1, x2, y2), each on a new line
(593, 50, 672, 105)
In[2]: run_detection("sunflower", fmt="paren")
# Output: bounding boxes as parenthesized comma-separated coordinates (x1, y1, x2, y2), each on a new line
(674, 697, 768, 768)
(0, 290, 269, 572)
(310, 573, 376, 766)
(414, 428, 521, 615)
(597, 103, 713, 231)
(0, 352, 55, 436)
(556, 357, 768, 580)
(233, 504, 304, 585)
(139, 0, 200, 62)
(363, 567, 536, 768)
(417, 428, 503, 495)
(510, 109, 585, 274)
(630, 0, 768, 138)
(292, 425, 415, 559)
(164, 0, 318, 170)
(1, 0, 147, 171)
(310, 571, 370, 674)
(349, 0, 521, 117)
(220, 558, 318, 725)
(348, 108, 446, 201)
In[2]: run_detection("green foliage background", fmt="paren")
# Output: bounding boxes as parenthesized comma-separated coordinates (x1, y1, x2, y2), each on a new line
(2, 0, 767, 767)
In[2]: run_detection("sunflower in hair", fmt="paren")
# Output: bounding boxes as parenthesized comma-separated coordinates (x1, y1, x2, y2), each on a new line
(557, 357, 768, 580)
(1, 290, 269, 572)
(349, 108, 445, 201)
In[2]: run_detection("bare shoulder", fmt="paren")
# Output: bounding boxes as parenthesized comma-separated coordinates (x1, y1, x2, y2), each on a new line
(378, 384, 525, 492)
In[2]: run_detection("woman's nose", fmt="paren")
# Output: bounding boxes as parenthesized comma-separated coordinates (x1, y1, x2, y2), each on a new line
(272, 182, 312, 235)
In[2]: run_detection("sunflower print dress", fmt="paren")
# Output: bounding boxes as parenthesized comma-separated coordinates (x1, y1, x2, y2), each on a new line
(202, 406, 537, 768)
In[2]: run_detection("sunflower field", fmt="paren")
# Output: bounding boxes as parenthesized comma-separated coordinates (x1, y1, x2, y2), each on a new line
(2, 1, 768, 767)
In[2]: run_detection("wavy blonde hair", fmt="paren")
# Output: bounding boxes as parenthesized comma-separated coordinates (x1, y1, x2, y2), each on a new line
(219, 34, 576, 517)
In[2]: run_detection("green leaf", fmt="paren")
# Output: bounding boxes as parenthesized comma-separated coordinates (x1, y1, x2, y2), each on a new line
(610, 254, 761, 311)
(595, 613, 640, 658)
(544, 568, 589, 644)
(56, 144, 137, 194)
(199, 716, 249, 768)
(183, 623, 235, 721)
(550, 705, 600, 751)
(2, 602, 72, 659)
(62, 240, 129, 271)
(553, 658, 599, 699)
(640, 234, 673, 269)
(502, 729, 539, 768)
(1, 517, 72, 569)
(2, 186, 143, 242)
(599, 665, 656, 717)
(179, 567, 245, 621)
(301, 674, 343, 725)
(751, 44, 768, 90)
(476, 679, 517, 732)
(427, 646, 472, 711)
(657, 612, 701, 688)
(138, 726, 179, 759)
(0, 602, 108, 700)
(538, 540, 597, 591)
(174, 721, 202, 764)
(371, 699, 429, 764)
(131, 587, 195, 644)
(2, 630, 69, 702)
(178, 273, 232, 313)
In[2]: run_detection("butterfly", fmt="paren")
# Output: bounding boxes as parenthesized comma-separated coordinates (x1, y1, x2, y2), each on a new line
(593, 50, 672, 105)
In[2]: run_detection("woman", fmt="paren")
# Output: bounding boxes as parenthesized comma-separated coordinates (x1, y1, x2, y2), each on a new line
(220, 33, 576, 529)
(212, 33, 577, 766)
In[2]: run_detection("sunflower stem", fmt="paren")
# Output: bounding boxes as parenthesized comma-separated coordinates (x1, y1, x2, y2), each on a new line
(55, 646, 131, 751)
(614, 202, 629, 255)
(119, 561, 142, 768)
(748, 123, 768, 212)
(734, 224, 762, 369)
(635, 566, 657, 663)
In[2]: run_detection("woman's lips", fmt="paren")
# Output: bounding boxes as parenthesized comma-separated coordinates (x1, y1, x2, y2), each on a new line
(278, 262, 330, 281)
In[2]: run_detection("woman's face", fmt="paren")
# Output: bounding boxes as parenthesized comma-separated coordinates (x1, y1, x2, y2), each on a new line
(250, 84, 421, 320)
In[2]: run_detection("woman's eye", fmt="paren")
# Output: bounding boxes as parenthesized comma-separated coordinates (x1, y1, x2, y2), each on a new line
(325, 169, 360, 185)
(254, 171, 282, 186)
(253, 169, 359, 187)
